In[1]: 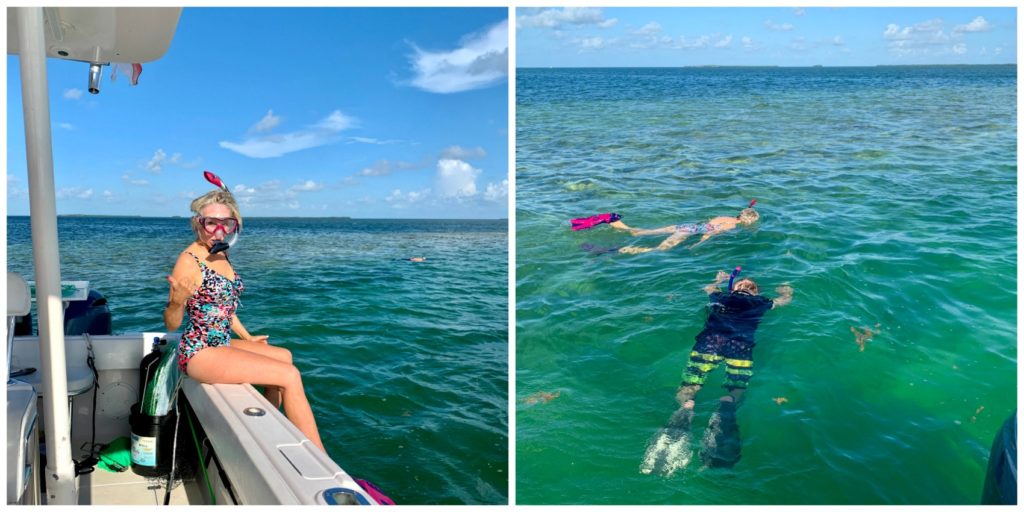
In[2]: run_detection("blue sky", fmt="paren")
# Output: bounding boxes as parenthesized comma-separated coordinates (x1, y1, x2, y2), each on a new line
(7, 8, 508, 218)
(517, 7, 1017, 67)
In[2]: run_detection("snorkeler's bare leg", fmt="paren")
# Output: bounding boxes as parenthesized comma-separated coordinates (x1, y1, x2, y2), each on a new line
(676, 384, 701, 409)
(641, 385, 702, 475)
(629, 225, 679, 236)
(187, 346, 325, 452)
(232, 338, 292, 408)
(655, 231, 692, 251)
(618, 245, 654, 254)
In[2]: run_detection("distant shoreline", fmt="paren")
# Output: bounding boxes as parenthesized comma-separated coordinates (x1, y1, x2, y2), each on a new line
(518, 63, 1016, 69)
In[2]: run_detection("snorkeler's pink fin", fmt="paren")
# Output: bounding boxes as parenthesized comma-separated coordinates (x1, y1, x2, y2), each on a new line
(570, 212, 621, 231)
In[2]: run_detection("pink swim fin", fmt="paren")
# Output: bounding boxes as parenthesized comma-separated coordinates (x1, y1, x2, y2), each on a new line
(570, 212, 621, 231)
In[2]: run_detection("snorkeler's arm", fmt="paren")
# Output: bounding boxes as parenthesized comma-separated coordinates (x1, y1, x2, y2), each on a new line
(703, 270, 731, 294)
(164, 253, 201, 331)
(772, 284, 794, 308)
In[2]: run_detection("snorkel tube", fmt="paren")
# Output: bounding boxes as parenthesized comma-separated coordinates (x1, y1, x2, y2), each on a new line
(727, 266, 742, 292)
(202, 170, 239, 255)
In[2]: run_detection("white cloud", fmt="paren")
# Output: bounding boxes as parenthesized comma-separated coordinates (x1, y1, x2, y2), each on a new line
(289, 180, 323, 192)
(250, 110, 281, 133)
(637, 22, 662, 35)
(833, 35, 845, 46)
(765, 19, 795, 31)
(56, 187, 93, 200)
(742, 36, 756, 50)
(884, 18, 972, 57)
(518, 8, 616, 30)
(434, 158, 480, 198)
(315, 111, 356, 131)
(102, 190, 114, 200)
(228, 179, 323, 211)
(348, 136, 396, 145)
(122, 173, 149, 186)
(441, 145, 487, 160)
(58, 122, 74, 130)
(147, 149, 167, 173)
(220, 110, 356, 158)
(954, 16, 992, 33)
(715, 35, 733, 48)
(483, 179, 508, 201)
(409, 20, 508, 94)
(794, 8, 806, 17)
(385, 188, 431, 208)
(359, 159, 422, 177)
(63, 88, 83, 100)
(680, 35, 712, 50)
(577, 37, 607, 51)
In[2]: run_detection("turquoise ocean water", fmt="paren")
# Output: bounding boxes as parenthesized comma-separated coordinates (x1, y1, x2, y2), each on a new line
(7, 216, 508, 505)
(516, 66, 1016, 505)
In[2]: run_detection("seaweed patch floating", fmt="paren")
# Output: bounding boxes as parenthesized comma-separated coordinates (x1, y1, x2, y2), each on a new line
(850, 323, 882, 352)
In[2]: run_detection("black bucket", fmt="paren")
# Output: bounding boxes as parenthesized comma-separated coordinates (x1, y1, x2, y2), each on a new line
(129, 402, 177, 477)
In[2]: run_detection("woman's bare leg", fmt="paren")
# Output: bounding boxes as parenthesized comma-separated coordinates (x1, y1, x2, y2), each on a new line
(186, 346, 325, 452)
(656, 231, 691, 251)
(231, 339, 291, 408)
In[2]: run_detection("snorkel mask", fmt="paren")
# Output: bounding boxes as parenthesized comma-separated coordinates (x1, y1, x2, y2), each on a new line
(200, 170, 240, 255)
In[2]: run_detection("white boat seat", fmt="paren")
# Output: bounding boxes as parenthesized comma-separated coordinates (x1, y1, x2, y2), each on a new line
(7, 272, 32, 380)
(7, 272, 31, 317)
(15, 364, 95, 398)
(8, 335, 96, 398)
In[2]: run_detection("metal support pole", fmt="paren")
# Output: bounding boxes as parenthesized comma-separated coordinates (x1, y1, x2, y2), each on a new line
(14, 7, 77, 505)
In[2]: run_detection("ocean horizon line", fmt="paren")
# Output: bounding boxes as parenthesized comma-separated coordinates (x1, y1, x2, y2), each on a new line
(518, 63, 1016, 69)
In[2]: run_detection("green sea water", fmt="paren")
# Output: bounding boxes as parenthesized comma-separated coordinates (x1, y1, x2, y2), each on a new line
(7, 216, 508, 504)
(516, 66, 1016, 505)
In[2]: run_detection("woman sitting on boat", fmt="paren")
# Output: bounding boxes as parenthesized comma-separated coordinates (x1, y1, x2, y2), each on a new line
(163, 171, 325, 452)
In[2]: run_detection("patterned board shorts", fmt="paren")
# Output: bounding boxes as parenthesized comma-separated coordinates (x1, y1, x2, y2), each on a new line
(680, 334, 754, 390)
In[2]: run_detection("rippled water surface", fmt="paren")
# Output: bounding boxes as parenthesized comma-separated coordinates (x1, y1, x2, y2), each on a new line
(516, 66, 1016, 505)
(7, 216, 508, 505)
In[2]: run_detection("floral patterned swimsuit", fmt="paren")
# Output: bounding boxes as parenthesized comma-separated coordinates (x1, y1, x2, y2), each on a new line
(178, 252, 244, 373)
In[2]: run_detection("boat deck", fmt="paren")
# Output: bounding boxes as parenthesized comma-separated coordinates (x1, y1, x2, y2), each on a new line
(78, 467, 191, 505)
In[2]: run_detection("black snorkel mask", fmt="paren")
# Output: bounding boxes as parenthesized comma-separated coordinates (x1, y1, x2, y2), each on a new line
(201, 170, 240, 255)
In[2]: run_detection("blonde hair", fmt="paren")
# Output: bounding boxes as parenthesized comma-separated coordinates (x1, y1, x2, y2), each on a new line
(738, 208, 759, 224)
(190, 189, 242, 239)
(732, 278, 759, 295)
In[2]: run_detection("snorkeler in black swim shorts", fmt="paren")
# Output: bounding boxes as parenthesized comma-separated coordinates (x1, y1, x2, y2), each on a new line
(641, 269, 793, 476)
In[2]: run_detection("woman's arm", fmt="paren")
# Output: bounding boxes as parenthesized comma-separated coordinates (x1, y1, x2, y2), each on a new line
(164, 253, 201, 331)
(231, 315, 268, 343)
